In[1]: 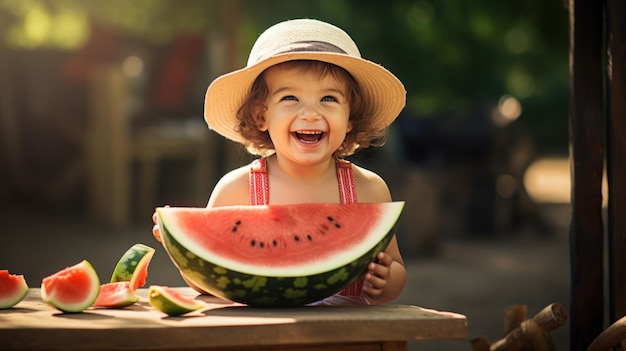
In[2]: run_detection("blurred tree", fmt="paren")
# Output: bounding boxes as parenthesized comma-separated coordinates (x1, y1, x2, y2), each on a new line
(0, 0, 220, 47)
(0, 0, 570, 152)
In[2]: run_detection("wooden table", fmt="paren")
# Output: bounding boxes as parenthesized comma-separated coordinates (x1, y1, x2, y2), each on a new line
(0, 288, 467, 351)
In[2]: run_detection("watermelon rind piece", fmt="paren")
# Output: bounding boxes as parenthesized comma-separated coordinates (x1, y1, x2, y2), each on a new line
(110, 243, 155, 291)
(0, 270, 29, 309)
(148, 285, 204, 316)
(157, 202, 404, 307)
(93, 282, 139, 308)
(41, 260, 100, 313)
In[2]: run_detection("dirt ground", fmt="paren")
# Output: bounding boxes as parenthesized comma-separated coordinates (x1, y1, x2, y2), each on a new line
(0, 203, 572, 351)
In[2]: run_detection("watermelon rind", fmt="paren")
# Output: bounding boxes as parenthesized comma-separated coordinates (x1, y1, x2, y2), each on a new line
(0, 270, 29, 309)
(149, 285, 204, 316)
(41, 260, 100, 313)
(157, 202, 404, 307)
(93, 282, 139, 308)
(110, 244, 155, 291)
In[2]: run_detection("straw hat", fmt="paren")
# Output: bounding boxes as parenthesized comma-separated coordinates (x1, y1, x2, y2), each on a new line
(204, 18, 406, 145)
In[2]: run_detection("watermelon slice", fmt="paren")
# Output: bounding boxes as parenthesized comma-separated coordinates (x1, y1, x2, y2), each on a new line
(0, 270, 29, 309)
(93, 282, 139, 308)
(110, 244, 155, 291)
(149, 285, 204, 316)
(41, 260, 100, 313)
(156, 202, 404, 307)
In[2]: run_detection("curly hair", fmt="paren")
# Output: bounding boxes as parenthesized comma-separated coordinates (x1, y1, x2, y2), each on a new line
(235, 60, 387, 157)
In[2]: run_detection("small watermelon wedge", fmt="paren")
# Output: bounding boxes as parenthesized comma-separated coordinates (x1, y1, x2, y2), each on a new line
(0, 270, 29, 309)
(41, 260, 100, 313)
(93, 282, 139, 308)
(149, 285, 204, 316)
(110, 244, 155, 291)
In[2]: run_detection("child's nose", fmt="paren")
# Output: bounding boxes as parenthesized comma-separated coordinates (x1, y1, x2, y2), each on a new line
(298, 104, 321, 120)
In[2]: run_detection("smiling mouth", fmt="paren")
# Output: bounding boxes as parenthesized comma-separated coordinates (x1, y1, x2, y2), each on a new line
(294, 131, 324, 143)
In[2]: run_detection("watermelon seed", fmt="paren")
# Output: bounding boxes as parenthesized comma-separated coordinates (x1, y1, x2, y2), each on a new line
(251, 240, 256, 247)
(294, 235, 300, 242)
(232, 220, 241, 233)
(307, 234, 313, 241)
(326, 216, 342, 229)
(259, 242, 265, 248)
(272, 240, 278, 247)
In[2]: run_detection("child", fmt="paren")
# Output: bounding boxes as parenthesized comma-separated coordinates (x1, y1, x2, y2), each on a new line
(153, 18, 407, 305)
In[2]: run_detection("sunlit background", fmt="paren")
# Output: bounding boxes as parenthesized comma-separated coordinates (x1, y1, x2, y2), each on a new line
(0, 1, 577, 349)
(0, 0, 572, 221)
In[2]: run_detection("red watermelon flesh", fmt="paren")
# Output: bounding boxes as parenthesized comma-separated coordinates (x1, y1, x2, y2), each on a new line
(131, 263, 148, 290)
(0, 270, 29, 309)
(159, 202, 403, 277)
(41, 260, 100, 313)
(93, 282, 138, 308)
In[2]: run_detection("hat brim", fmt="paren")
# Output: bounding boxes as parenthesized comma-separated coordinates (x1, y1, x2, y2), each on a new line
(204, 52, 406, 145)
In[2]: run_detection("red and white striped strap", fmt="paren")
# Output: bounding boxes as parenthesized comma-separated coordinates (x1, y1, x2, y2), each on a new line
(249, 158, 269, 206)
(336, 158, 358, 204)
(249, 157, 357, 205)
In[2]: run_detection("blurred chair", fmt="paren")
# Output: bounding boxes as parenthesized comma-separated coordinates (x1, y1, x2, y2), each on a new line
(87, 64, 215, 226)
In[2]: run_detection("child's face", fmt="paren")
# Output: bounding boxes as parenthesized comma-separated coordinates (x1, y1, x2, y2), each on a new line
(259, 64, 352, 165)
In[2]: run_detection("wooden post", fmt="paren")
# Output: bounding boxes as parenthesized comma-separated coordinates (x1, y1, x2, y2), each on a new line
(471, 337, 491, 351)
(87, 65, 131, 226)
(504, 304, 527, 335)
(0, 43, 24, 186)
(568, 0, 605, 349)
(606, 0, 626, 327)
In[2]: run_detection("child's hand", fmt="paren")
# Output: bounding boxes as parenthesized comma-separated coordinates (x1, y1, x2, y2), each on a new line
(152, 205, 169, 243)
(361, 252, 393, 301)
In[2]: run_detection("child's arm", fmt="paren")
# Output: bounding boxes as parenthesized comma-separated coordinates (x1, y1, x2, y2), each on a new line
(206, 166, 251, 207)
(353, 165, 407, 304)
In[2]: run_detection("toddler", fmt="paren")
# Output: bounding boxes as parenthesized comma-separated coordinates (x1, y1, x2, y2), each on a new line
(154, 18, 407, 305)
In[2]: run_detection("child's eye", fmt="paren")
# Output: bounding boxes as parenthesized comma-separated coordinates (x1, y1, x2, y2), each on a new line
(321, 95, 338, 102)
(280, 95, 298, 101)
